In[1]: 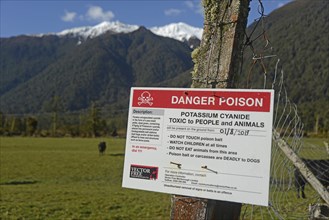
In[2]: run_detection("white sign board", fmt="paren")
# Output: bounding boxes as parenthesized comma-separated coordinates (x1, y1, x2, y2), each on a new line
(122, 88, 274, 206)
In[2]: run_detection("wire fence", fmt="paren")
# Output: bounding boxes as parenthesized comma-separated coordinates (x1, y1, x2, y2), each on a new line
(239, 0, 328, 219)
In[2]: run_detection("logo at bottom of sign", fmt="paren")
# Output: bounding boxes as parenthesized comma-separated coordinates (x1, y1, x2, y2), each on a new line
(130, 164, 158, 180)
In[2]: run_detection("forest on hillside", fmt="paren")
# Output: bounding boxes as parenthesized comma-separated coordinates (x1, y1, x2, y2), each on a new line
(239, 0, 329, 136)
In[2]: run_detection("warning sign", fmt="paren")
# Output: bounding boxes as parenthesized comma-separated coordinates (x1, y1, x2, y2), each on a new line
(122, 87, 274, 206)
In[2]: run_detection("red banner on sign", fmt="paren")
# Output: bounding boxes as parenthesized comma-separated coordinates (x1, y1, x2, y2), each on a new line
(131, 89, 271, 112)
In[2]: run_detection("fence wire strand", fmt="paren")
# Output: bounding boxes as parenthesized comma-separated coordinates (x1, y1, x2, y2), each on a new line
(240, 0, 328, 219)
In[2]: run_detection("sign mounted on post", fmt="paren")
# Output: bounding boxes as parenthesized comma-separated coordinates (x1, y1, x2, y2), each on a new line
(122, 87, 274, 206)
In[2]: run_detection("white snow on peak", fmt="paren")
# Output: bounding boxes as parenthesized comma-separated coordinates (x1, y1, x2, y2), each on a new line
(150, 22, 203, 41)
(37, 21, 203, 43)
(56, 21, 139, 39)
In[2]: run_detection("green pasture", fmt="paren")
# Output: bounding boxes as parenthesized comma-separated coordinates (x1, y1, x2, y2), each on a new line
(0, 137, 171, 219)
(0, 137, 327, 219)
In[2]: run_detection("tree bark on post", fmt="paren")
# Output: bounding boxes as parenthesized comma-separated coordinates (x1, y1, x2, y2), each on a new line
(192, 0, 250, 89)
(171, 0, 250, 219)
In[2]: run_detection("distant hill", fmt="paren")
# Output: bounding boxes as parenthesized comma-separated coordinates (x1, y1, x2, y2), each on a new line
(0, 0, 328, 133)
(241, 0, 329, 132)
(0, 27, 194, 114)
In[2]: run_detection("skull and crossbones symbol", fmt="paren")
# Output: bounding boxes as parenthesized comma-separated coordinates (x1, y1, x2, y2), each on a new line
(138, 91, 153, 106)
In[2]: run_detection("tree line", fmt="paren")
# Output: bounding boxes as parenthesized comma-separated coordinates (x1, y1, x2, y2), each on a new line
(0, 103, 127, 138)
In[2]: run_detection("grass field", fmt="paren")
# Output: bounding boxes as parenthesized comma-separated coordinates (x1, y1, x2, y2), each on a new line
(1, 137, 328, 219)
(0, 137, 171, 219)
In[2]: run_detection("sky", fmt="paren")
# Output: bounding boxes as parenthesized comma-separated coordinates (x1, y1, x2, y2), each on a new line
(0, 0, 292, 38)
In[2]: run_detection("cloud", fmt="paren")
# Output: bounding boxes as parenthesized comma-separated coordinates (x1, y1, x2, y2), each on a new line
(164, 8, 182, 17)
(164, 1, 203, 18)
(184, 1, 203, 16)
(61, 10, 77, 22)
(86, 6, 115, 22)
(184, 1, 194, 9)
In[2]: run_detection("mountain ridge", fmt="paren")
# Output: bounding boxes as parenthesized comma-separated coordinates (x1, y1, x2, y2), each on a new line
(0, 27, 194, 113)
(26, 21, 203, 44)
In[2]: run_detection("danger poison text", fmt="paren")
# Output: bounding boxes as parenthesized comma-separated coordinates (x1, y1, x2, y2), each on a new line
(171, 96, 263, 107)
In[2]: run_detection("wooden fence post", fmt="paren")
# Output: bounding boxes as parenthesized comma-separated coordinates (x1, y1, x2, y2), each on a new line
(171, 0, 251, 219)
(273, 130, 329, 205)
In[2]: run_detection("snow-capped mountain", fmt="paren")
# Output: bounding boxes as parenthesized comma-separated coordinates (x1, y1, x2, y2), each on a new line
(56, 21, 140, 39)
(150, 22, 203, 42)
(43, 21, 203, 43)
